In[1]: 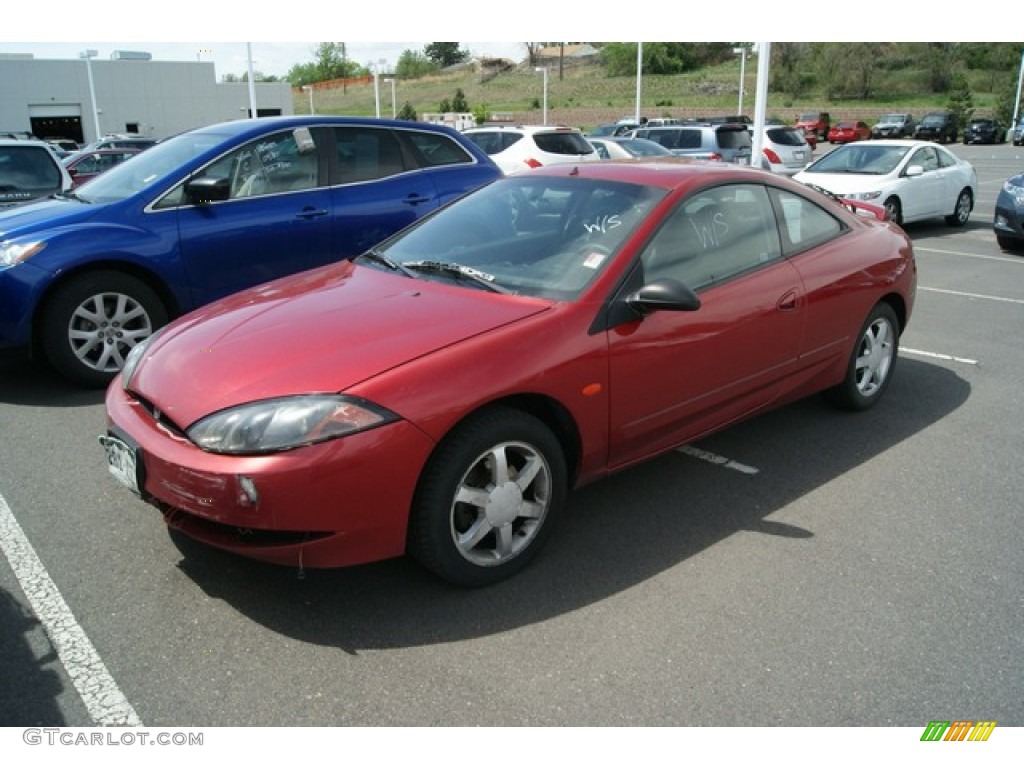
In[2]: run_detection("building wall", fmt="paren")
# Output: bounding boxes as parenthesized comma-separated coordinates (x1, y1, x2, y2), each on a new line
(0, 58, 293, 144)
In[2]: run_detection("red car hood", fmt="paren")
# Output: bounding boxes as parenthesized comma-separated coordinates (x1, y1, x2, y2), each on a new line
(130, 261, 551, 427)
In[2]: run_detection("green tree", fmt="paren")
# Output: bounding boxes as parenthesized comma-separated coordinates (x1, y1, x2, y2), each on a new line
(398, 102, 418, 121)
(424, 43, 469, 68)
(770, 42, 809, 100)
(451, 88, 469, 112)
(946, 72, 975, 128)
(396, 49, 438, 79)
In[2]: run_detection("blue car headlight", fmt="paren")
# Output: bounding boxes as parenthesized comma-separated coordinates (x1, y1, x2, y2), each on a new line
(1002, 180, 1024, 207)
(187, 395, 399, 454)
(0, 239, 46, 267)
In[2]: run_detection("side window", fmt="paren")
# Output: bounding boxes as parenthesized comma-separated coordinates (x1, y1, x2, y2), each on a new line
(334, 126, 406, 183)
(772, 189, 843, 254)
(640, 184, 781, 291)
(593, 143, 611, 160)
(910, 147, 938, 172)
(403, 130, 474, 168)
(677, 130, 702, 149)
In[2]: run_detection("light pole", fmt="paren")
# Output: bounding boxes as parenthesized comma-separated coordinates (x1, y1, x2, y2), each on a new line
(246, 43, 257, 118)
(373, 59, 387, 119)
(635, 43, 643, 123)
(302, 85, 315, 115)
(534, 66, 548, 124)
(79, 49, 101, 142)
(383, 78, 396, 119)
(733, 46, 747, 117)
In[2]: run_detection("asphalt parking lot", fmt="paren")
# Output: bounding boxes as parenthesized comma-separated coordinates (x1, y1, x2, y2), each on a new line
(1, 140, 1022, 730)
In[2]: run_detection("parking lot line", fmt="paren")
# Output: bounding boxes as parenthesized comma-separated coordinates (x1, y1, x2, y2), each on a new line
(915, 247, 1024, 266)
(918, 286, 1024, 305)
(677, 446, 759, 475)
(0, 491, 142, 727)
(900, 347, 980, 365)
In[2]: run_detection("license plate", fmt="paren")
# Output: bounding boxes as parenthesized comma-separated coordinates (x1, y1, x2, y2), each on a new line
(794, 151, 806, 160)
(99, 434, 141, 495)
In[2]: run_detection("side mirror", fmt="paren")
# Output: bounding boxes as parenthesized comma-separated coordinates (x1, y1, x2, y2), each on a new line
(904, 165, 924, 178)
(626, 278, 701, 315)
(185, 176, 230, 204)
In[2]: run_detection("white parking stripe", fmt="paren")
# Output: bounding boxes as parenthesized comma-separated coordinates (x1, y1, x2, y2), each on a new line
(677, 446, 759, 475)
(900, 347, 980, 365)
(915, 247, 1024, 265)
(0, 491, 142, 726)
(918, 286, 1024, 305)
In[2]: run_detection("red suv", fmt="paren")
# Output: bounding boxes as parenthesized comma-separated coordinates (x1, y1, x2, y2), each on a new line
(795, 111, 830, 141)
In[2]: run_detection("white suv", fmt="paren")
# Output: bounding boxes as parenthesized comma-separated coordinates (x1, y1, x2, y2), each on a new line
(0, 139, 73, 208)
(462, 125, 599, 175)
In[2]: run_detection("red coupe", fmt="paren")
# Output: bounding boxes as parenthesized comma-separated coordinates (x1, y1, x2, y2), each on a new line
(102, 161, 917, 586)
(828, 121, 872, 144)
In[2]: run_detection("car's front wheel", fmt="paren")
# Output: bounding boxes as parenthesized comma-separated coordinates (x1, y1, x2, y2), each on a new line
(408, 407, 567, 587)
(826, 303, 899, 411)
(41, 271, 168, 388)
(945, 189, 972, 227)
(883, 196, 903, 226)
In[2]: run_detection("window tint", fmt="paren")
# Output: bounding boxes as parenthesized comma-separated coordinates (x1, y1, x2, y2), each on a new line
(715, 126, 752, 148)
(641, 184, 781, 291)
(766, 127, 806, 146)
(402, 130, 474, 168)
(772, 190, 842, 253)
(532, 131, 594, 156)
(205, 129, 320, 198)
(334, 126, 405, 183)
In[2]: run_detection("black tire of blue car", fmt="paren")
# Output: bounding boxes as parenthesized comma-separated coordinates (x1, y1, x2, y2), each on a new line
(945, 189, 972, 227)
(826, 302, 900, 412)
(41, 270, 168, 388)
(408, 406, 568, 587)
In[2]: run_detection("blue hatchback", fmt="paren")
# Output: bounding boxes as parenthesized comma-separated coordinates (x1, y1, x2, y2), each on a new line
(0, 116, 501, 386)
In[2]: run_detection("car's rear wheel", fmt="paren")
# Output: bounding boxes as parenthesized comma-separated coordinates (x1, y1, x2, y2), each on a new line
(883, 196, 902, 225)
(41, 271, 168, 388)
(408, 407, 567, 587)
(945, 189, 972, 227)
(826, 303, 899, 412)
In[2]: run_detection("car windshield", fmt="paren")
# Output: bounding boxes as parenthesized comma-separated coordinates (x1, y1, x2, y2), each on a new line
(370, 176, 666, 300)
(0, 145, 61, 200)
(879, 114, 906, 123)
(804, 143, 910, 175)
(921, 115, 945, 126)
(73, 131, 226, 204)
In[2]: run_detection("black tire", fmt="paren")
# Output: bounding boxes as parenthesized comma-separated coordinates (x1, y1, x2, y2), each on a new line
(996, 234, 1021, 252)
(825, 303, 900, 412)
(41, 271, 168, 388)
(408, 407, 567, 587)
(883, 196, 902, 226)
(945, 189, 972, 227)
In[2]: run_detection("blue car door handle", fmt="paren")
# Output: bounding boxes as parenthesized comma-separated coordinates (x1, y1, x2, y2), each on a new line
(296, 207, 329, 220)
(403, 194, 433, 206)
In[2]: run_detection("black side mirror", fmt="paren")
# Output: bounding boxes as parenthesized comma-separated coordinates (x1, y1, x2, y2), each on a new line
(626, 278, 701, 315)
(185, 176, 230, 204)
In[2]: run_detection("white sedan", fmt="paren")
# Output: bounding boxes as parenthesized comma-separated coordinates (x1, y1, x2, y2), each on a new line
(793, 139, 976, 227)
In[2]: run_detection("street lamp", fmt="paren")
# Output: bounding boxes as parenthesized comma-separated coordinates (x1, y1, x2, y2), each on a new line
(373, 59, 387, 119)
(733, 46, 747, 117)
(534, 66, 548, 124)
(302, 85, 315, 115)
(79, 49, 101, 142)
(383, 78, 397, 119)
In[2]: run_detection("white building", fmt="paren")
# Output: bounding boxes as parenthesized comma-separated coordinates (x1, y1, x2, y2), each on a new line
(0, 53, 294, 145)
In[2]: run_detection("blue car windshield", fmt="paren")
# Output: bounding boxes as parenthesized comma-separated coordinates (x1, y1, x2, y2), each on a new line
(74, 132, 226, 204)
(376, 176, 666, 300)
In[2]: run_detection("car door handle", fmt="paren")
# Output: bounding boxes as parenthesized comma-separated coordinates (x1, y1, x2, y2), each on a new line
(777, 289, 799, 311)
(295, 207, 329, 220)
(403, 194, 433, 206)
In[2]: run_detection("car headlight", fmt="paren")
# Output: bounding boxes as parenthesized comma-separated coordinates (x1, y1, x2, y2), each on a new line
(187, 395, 399, 454)
(1002, 180, 1024, 206)
(120, 329, 161, 390)
(0, 239, 46, 267)
(848, 191, 882, 201)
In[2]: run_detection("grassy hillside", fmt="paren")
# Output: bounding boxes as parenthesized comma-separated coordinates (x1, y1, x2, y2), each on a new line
(293, 57, 1007, 130)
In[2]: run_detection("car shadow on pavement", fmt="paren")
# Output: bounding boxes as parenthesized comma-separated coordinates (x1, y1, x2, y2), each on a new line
(0, 585, 67, 726)
(0, 357, 105, 407)
(168, 357, 970, 653)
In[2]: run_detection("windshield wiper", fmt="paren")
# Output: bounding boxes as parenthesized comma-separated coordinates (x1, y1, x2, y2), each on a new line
(402, 260, 509, 294)
(355, 249, 416, 278)
(53, 190, 89, 203)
